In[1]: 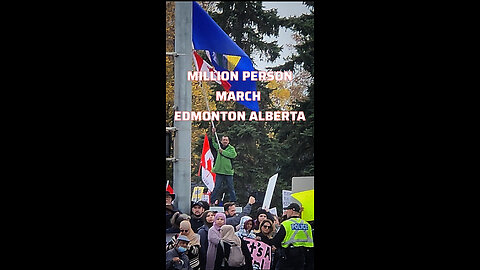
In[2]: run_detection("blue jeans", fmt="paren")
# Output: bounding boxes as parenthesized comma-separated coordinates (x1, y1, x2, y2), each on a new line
(211, 174, 236, 203)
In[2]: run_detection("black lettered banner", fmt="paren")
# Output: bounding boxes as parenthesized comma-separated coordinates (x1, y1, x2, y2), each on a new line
(243, 238, 272, 270)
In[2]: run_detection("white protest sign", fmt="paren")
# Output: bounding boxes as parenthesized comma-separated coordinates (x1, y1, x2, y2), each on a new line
(201, 193, 210, 204)
(282, 190, 293, 209)
(268, 207, 277, 216)
(262, 173, 278, 210)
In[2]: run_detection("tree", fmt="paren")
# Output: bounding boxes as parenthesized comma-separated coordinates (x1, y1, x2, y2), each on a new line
(271, 2, 314, 76)
(211, 1, 284, 62)
(271, 2, 315, 201)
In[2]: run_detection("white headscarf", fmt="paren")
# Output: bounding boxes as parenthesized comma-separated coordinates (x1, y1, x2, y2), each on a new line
(235, 216, 256, 239)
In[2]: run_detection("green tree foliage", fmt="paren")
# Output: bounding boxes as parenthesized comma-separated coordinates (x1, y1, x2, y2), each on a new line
(211, 1, 284, 61)
(272, 2, 314, 75)
(271, 2, 315, 202)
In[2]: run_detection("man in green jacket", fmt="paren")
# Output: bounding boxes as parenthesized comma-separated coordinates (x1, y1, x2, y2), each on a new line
(210, 126, 237, 204)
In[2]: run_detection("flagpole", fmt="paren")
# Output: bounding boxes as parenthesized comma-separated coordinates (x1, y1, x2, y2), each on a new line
(199, 80, 221, 146)
(173, 1, 192, 214)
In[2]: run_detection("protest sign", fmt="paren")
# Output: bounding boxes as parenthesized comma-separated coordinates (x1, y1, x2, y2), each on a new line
(282, 190, 293, 209)
(262, 173, 278, 210)
(243, 238, 272, 270)
(191, 186, 204, 202)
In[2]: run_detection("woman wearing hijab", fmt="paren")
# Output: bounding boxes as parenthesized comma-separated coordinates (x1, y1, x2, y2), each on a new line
(214, 225, 253, 270)
(198, 210, 217, 270)
(166, 220, 201, 270)
(235, 216, 256, 240)
(206, 212, 226, 270)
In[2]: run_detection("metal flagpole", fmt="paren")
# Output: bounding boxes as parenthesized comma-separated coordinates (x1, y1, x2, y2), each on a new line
(173, 1, 192, 214)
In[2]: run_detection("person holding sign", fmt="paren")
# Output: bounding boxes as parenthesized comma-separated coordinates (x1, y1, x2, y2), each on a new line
(210, 126, 237, 204)
(271, 203, 313, 270)
(254, 219, 275, 247)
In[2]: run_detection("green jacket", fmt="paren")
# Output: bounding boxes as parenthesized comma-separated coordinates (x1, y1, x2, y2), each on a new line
(211, 140, 237, 175)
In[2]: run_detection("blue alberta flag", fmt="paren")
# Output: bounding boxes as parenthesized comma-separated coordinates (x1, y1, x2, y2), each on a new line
(192, 1, 259, 112)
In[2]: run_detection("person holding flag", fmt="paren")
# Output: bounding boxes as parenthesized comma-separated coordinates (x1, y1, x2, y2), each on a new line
(210, 126, 237, 205)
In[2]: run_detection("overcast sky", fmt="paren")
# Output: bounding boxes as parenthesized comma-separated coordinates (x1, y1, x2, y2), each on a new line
(252, 2, 311, 71)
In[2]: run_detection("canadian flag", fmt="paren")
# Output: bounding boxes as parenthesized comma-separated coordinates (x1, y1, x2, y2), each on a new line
(198, 133, 216, 193)
(193, 50, 231, 92)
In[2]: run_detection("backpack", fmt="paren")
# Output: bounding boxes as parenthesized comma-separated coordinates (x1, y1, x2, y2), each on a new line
(220, 240, 246, 267)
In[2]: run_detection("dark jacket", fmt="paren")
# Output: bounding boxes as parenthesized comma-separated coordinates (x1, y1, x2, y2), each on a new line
(190, 214, 204, 233)
(213, 239, 253, 270)
(256, 232, 274, 247)
(226, 203, 252, 228)
(166, 205, 181, 232)
(166, 248, 192, 270)
(198, 224, 210, 270)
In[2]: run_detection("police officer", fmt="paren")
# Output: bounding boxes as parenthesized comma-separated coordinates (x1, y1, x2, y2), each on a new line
(271, 203, 313, 270)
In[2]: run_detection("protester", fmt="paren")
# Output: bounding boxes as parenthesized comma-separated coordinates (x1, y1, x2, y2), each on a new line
(210, 127, 237, 204)
(191, 201, 209, 233)
(224, 196, 255, 227)
(253, 219, 276, 270)
(167, 191, 181, 233)
(166, 220, 201, 270)
(271, 203, 313, 270)
(272, 215, 281, 234)
(170, 212, 191, 234)
(252, 208, 274, 231)
(235, 216, 256, 240)
(214, 225, 253, 270)
(206, 213, 226, 270)
(166, 235, 193, 270)
(254, 219, 275, 246)
(198, 210, 217, 270)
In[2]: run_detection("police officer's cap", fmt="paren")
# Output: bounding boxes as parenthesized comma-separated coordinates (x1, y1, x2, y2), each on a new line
(284, 203, 301, 212)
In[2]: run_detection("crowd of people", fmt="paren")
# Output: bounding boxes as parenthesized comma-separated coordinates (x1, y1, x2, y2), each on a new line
(166, 191, 314, 270)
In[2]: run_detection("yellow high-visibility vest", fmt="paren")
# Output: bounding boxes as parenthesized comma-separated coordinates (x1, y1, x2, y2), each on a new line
(281, 218, 314, 248)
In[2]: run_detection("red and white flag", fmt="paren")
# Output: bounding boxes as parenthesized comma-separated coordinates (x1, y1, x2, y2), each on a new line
(197, 133, 216, 193)
(166, 181, 174, 194)
(193, 50, 231, 92)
